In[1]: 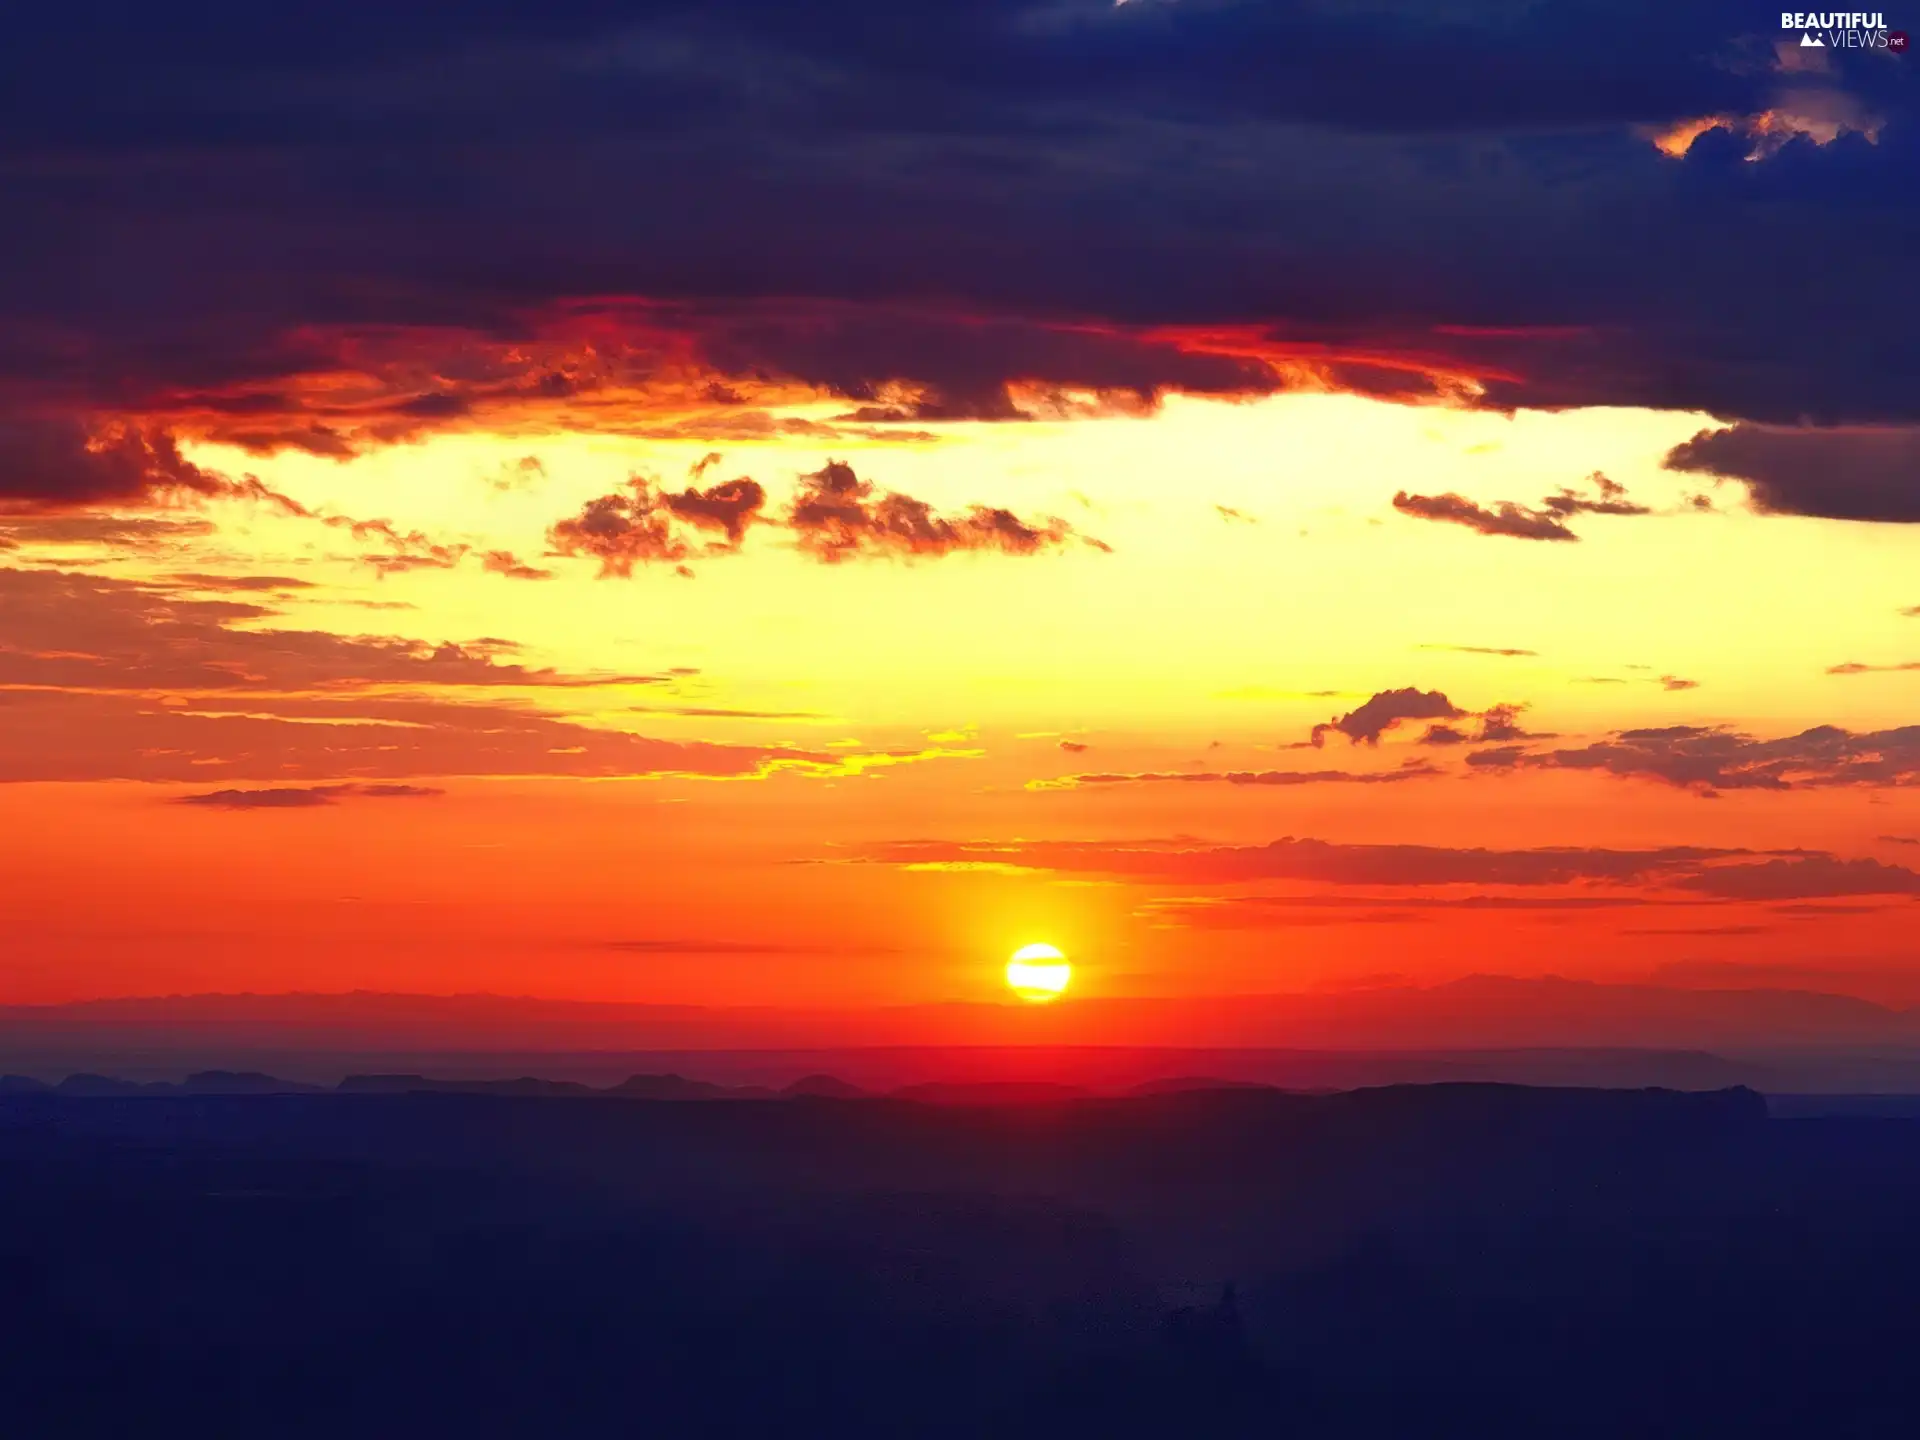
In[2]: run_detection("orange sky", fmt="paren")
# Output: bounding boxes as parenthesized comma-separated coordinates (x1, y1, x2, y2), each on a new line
(4, 381, 1918, 1023)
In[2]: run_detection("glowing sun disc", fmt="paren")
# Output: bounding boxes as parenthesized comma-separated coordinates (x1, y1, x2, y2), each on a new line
(1006, 943, 1071, 1003)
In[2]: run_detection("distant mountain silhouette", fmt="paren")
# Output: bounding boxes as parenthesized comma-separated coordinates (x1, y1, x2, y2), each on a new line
(1129, 1076, 1279, 1097)
(55, 1073, 171, 1095)
(781, 1073, 867, 1099)
(338, 1074, 596, 1096)
(6, 976, 1919, 1057)
(891, 1081, 1091, 1104)
(607, 1073, 775, 1100)
(182, 1070, 323, 1094)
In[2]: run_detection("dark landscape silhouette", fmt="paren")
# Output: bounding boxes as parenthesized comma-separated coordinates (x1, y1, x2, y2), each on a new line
(6, 1079, 1920, 1436)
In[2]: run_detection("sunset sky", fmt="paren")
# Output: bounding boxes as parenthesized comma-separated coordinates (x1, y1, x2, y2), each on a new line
(2, 3, 1917, 1034)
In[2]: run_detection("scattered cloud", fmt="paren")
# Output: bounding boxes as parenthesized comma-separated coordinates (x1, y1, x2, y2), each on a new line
(1394, 472, 1649, 541)
(175, 783, 445, 810)
(629, 704, 825, 720)
(1392, 490, 1574, 542)
(480, 550, 554, 581)
(1312, 687, 1463, 746)
(1422, 702, 1546, 746)
(1418, 644, 1537, 658)
(1031, 763, 1440, 791)
(850, 836, 1744, 887)
(549, 458, 1083, 573)
(1828, 660, 1920, 675)
(1475, 723, 1920, 796)
(1618, 924, 1772, 937)
(601, 938, 888, 956)
(849, 835, 1920, 901)
(548, 467, 766, 576)
(786, 460, 1079, 563)
(1672, 855, 1920, 900)
(164, 573, 317, 593)
(0, 514, 217, 550)
(1139, 891, 1714, 930)
(485, 456, 547, 492)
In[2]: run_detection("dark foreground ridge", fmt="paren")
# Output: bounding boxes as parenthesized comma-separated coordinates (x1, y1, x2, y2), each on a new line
(3, 1083, 1918, 1438)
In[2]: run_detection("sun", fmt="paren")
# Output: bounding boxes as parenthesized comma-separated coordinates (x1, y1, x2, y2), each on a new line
(1005, 943, 1072, 1003)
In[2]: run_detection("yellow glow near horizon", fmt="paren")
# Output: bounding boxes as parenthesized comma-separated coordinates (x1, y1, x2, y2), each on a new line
(1006, 943, 1072, 1003)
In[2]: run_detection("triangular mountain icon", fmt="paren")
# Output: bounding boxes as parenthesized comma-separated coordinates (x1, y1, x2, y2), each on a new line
(1800, 31, 1825, 45)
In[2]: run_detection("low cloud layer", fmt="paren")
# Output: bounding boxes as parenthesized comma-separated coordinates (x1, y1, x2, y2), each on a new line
(0, 565, 864, 783)
(851, 835, 1920, 901)
(1032, 763, 1439, 791)
(176, 783, 444, 810)
(1471, 722, 1920, 795)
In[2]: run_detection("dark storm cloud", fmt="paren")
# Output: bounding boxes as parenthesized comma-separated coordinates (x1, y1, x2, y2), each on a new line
(0, 0, 1915, 463)
(703, 307, 1289, 423)
(1665, 425, 1920, 523)
(0, 419, 224, 510)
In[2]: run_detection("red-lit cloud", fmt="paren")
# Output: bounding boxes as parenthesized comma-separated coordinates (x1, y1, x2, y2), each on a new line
(551, 458, 1084, 573)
